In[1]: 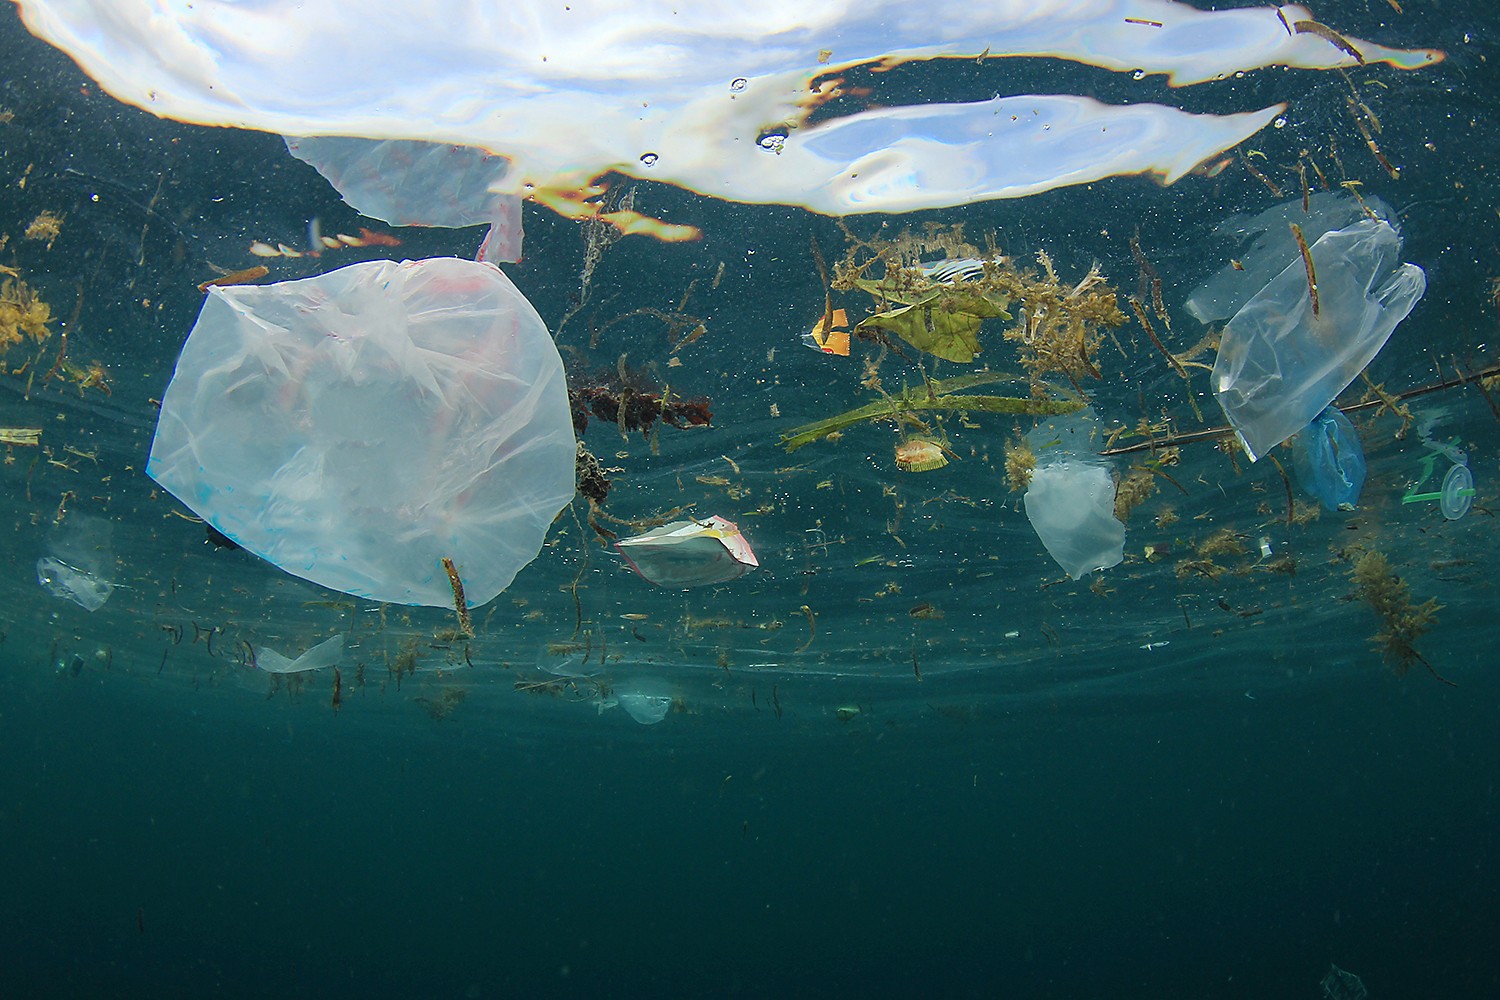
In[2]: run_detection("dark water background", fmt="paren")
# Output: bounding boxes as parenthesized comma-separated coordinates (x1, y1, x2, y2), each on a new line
(2, 2, 1498, 997)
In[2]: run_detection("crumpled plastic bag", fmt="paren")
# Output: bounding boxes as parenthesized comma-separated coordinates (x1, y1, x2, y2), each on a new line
(147, 257, 576, 607)
(256, 635, 344, 674)
(1212, 217, 1425, 460)
(36, 514, 115, 611)
(1023, 409, 1125, 579)
(615, 516, 758, 588)
(285, 137, 523, 263)
(1292, 405, 1366, 511)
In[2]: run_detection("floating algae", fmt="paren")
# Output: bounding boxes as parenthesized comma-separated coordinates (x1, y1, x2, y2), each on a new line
(1350, 549, 1451, 685)
(829, 225, 1125, 385)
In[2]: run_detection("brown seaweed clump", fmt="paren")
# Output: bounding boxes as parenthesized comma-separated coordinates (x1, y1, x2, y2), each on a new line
(1112, 468, 1157, 522)
(1350, 549, 1452, 685)
(568, 361, 711, 437)
(1003, 437, 1036, 492)
(0, 277, 54, 352)
(998, 251, 1126, 389)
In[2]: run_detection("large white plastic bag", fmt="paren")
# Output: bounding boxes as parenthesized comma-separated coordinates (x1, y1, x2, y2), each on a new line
(1212, 218, 1425, 461)
(147, 257, 576, 607)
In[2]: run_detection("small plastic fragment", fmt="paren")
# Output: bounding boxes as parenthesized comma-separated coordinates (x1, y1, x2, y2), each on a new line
(614, 516, 758, 588)
(1291, 405, 1366, 511)
(613, 677, 675, 725)
(1440, 464, 1474, 520)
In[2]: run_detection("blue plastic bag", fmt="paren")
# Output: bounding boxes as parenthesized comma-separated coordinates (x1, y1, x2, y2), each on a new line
(1292, 406, 1366, 511)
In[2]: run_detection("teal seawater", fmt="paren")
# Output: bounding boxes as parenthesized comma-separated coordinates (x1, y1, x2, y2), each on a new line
(1, 3, 1497, 997)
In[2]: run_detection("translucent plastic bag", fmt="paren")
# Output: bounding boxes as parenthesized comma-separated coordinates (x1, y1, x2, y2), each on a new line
(285, 137, 523, 263)
(147, 257, 576, 607)
(1185, 192, 1394, 325)
(1212, 218, 1425, 460)
(1291, 406, 1366, 511)
(1023, 409, 1125, 579)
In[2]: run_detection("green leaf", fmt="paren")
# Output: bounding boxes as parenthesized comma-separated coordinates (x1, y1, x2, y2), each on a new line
(852, 285, 1009, 364)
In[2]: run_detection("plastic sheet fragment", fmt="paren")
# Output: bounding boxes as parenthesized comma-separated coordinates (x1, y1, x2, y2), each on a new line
(256, 635, 344, 674)
(1023, 409, 1125, 579)
(36, 514, 115, 612)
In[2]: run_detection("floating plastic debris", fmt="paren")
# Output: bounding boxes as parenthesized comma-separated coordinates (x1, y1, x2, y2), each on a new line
(1211, 215, 1425, 460)
(615, 516, 758, 588)
(256, 635, 344, 674)
(1292, 405, 1366, 511)
(613, 677, 676, 725)
(1023, 409, 1125, 579)
(284, 137, 524, 263)
(147, 257, 576, 607)
(36, 514, 114, 612)
(1403, 437, 1476, 520)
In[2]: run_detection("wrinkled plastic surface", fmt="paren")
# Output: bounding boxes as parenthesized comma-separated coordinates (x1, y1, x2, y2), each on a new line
(1186, 192, 1395, 324)
(285, 137, 523, 263)
(1212, 218, 1426, 460)
(15, 2, 1439, 216)
(36, 514, 114, 611)
(1292, 406, 1366, 511)
(256, 635, 344, 674)
(615, 516, 758, 588)
(147, 257, 576, 607)
(1023, 410, 1125, 579)
(614, 678, 676, 726)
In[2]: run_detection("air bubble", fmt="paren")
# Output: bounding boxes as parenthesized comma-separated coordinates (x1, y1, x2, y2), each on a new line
(756, 128, 788, 154)
(730, 78, 748, 92)
(1132, 69, 1145, 81)
(639, 152, 659, 166)
(1273, 116, 1288, 129)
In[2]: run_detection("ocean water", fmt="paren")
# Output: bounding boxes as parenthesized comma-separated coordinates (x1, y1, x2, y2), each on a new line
(1, 3, 1497, 998)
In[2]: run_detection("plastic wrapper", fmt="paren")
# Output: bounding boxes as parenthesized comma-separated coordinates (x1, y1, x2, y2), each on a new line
(1212, 218, 1426, 461)
(614, 516, 758, 588)
(285, 137, 523, 263)
(15, 2, 1440, 217)
(256, 635, 344, 674)
(147, 257, 576, 607)
(35, 514, 114, 611)
(1023, 410, 1125, 579)
(1291, 406, 1366, 511)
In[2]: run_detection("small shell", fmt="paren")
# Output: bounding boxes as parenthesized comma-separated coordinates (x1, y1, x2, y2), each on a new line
(894, 437, 948, 473)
